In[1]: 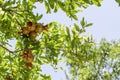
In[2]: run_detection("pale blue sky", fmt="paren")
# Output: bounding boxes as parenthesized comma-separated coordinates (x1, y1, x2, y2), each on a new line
(8, 0, 120, 80)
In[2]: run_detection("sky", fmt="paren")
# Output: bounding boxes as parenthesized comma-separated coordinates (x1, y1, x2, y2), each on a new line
(8, 0, 120, 80)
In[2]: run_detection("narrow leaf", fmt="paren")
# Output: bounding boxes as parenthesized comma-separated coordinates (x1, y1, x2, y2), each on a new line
(80, 17, 85, 27)
(85, 23, 93, 27)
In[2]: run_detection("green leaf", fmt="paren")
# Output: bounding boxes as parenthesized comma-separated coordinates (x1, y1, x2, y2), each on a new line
(71, 28, 76, 35)
(92, 0, 101, 6)
(83, 0, 91, 4)
(37, 14, 43, 20)
(115, 0, 120, 6)
(44, 1, 51, 13)
(66, 27, 70, 36)
(54, 3, 59, 12)
(48, 0, 55, 9)
(74, 23, 80, 31)
(71, 14, 78, 20)
(85, 23, 93, 27)
(58, 1, 66, 11)
(80, 17, 85, 27)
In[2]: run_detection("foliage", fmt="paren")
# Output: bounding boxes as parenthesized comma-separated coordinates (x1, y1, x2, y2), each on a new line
(0, 0, 120, 80)
(43, 0, 102, 20)
(66, 39, 120, 80)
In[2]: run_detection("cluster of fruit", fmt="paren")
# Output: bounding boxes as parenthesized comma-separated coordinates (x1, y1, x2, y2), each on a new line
(18, 21, 48, 37)
(22, 48, 34, 68)
(6, 76, 12, 80)
(5, 49, 34, 79)
(18, 21, 48, 68)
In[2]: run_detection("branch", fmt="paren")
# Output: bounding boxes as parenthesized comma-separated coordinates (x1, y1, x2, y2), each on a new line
(0, 44, 14, 53)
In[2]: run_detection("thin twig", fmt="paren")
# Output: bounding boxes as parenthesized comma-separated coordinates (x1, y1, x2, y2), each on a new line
(0, 44, 14, 53)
